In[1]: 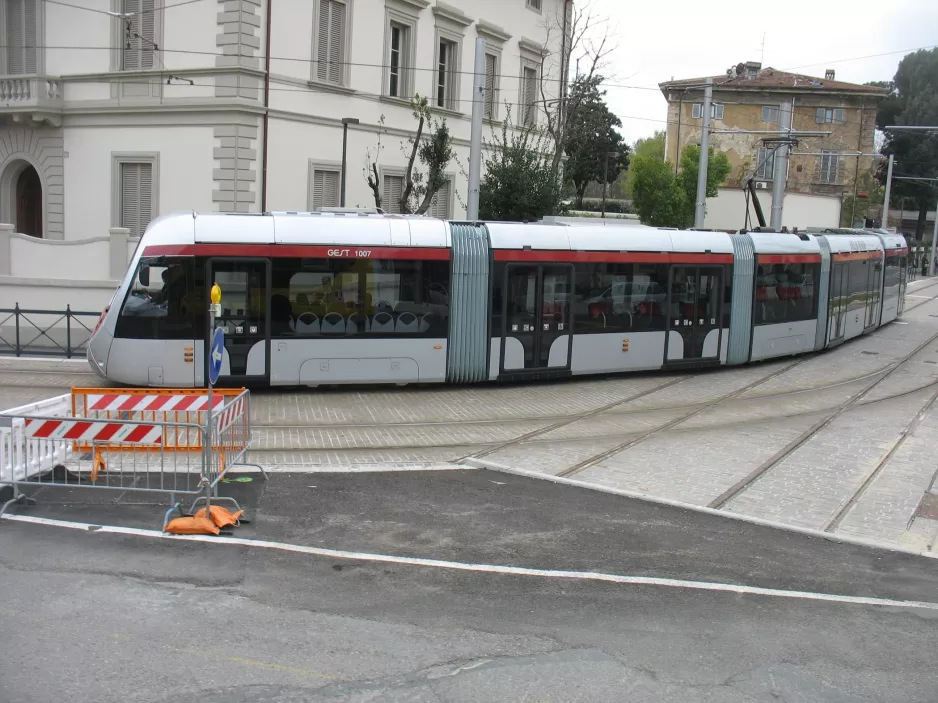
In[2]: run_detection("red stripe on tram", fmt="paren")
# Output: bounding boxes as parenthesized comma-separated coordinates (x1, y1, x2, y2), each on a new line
(492, 250, 734, 264)
(143, 244, 451, 260)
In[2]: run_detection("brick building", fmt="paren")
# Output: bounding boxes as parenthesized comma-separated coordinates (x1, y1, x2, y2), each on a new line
(659, 62, 887, 201)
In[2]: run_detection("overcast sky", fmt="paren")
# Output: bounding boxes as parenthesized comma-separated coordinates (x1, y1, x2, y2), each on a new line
(580, 0, 938, 145)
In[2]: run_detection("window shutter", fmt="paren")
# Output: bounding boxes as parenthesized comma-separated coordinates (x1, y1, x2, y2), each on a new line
(816, 107, 826, 124)
(323, 170, 338, 208)
(833, 108, 845, 124)
(328, 0, 344, 84)
(312, 171, 324, 209)
(23, 0, 36, 73)
(121, 162, 153, 238)
(523, 68, 537, 125)
(140, 0, 156, 70)
(121, 0, 142, 70)
(692, 103, 701, 119)
(317, 0, 344, 84)
(430, 180, 450, 218)
(317, 0, 330, 81)
(7, 0, 25, 75)
(383, 175, 403, 213)
(484, 54, 496, 119)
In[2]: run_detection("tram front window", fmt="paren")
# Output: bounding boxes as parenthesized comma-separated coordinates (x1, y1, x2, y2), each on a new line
(114, 256, 200, 339)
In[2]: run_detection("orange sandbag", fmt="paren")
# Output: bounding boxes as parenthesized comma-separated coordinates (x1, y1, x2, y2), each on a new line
(164, 515, 220, 535)
(194, 505, 244, 528)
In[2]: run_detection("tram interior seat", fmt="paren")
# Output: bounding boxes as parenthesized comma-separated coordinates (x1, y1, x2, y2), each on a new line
(395, 312, 418, 333)
(347, 312, 369, 334)
(371, 312, 395, 333)
(321, 312, 346, 335)
(296, 312, 319, 334)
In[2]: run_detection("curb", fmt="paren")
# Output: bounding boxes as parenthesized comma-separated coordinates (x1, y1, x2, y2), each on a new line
(464, 457, 938, 560)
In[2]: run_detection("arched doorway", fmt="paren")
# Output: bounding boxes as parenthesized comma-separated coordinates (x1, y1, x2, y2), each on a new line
(15, 164, 42, 238)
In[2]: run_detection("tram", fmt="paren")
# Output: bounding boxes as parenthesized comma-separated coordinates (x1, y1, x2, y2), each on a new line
(87, 211, 909, 387)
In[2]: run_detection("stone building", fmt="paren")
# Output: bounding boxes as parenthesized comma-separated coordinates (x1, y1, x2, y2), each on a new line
(659, 62, 887, 201)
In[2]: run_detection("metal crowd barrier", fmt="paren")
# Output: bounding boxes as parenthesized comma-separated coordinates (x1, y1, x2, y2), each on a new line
(0, 387, 265, 527)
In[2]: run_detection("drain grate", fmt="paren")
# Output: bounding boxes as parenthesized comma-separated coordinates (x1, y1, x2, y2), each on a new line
(861, 351, 879, 355)
(924, 360, 938, 365)
(914, 493, 938, 520)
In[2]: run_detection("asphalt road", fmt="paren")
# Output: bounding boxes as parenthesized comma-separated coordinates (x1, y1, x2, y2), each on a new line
(2, 469, 938, 702)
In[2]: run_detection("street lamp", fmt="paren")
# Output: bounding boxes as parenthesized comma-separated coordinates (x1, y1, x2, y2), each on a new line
(340, 117, 359, 207)
(601, 151, 619, 219)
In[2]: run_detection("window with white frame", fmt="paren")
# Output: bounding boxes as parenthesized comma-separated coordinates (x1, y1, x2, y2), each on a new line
(522, 65, 538, 127)
(761, 105, 779, 123)
(756, 147, 775, 180)
(388, 21, 413, 98)
(484, 53, 498, 119)
(436, 38, 458, 110)
(819, 151, 839, 183)
(526, 0, 542, 11)
(383, 174, 404, 214)
(309, 166, 340, 210)
(315, 0, 347, 85)
(119, 162, 154, 238)
(4, 0, 38, 75)
(428, 179, 451, 218)
(816, 107, 846, 124)
(121, 0, 156, 70)
(692, 103, 724, 120)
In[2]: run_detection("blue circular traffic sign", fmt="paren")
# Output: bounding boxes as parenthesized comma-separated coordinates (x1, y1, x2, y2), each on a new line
(208, 327, 225, 386)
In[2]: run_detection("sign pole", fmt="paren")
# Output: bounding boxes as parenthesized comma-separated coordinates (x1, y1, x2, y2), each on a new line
(206, 282, 224, 512)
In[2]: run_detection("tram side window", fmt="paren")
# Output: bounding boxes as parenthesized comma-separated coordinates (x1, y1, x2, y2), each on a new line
(572, 263, 669, 333)
(848, 260, 870, 311)
(114, 256, 201, 339)
(754, 262, 819, 325)
(271, 257, 450, 337)
(883, 256, 901, 298)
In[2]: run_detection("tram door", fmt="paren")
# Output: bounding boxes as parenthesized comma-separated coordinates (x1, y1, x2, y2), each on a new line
(666, 266, 722, 363)
(898, 256, 908, 316)
(500, 264, 573, 373)
(206, 258, 271, 384)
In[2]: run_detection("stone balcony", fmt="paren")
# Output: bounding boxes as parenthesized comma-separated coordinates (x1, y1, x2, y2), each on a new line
(0, 75, 64, 127)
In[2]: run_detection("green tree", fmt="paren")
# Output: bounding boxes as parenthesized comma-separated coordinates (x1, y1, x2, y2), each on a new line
(563, 75, 630, 209)
(620, 130, 666, 197)
(874, 48, 938, 239)
(677, 144, 732, 227)
(364, 95, 454, 214)
(630, 155, 686, 227)
(630, 144, 731, 228)
(479, 108, 563, 222)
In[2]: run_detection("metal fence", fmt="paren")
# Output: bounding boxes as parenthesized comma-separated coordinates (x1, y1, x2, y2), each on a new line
(0, 304, 101, 358)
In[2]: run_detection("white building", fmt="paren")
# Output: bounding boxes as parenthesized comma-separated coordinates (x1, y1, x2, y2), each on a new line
(0, 0, 568, 314)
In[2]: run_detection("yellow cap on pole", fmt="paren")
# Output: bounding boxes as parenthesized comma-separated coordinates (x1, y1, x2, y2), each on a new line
(210, 282, 222, 305)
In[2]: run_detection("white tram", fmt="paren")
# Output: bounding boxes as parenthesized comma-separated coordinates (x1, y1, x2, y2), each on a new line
(87, 212, 909, 387)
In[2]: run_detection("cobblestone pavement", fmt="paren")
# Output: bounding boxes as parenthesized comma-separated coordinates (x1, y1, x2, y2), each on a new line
(5, 280, 938, 550)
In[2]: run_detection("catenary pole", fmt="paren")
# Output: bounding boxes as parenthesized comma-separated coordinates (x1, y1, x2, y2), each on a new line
(467, 37, 486, 221)
(693, 78, 712, 229)
(881, 154, 894, 229)
(769, 99, 792, 231)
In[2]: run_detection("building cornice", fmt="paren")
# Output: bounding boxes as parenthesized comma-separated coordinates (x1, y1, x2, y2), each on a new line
(475, 20, 511, 43)
(432, 2, 473, 27)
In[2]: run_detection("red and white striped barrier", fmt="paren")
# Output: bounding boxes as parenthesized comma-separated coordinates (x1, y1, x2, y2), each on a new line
(24, 418, 163, 445)
(85, 393, 224, 413)
(214, 395, 245, 435)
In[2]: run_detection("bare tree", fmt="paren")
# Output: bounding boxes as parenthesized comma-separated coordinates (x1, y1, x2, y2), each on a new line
(537, 1, 619, 177)
(364, 95, 454, 214)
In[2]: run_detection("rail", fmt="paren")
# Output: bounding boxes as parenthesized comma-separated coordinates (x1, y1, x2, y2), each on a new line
(0, 304, 101, 358)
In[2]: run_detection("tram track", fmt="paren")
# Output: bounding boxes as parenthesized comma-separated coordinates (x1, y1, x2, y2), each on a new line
(706, 323, 938, 513)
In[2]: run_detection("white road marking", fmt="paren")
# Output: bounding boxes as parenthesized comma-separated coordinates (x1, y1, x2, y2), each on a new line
(232, 464, 476, 474)
(4, 513, 938, 612)
(906, 295, 932, 298)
